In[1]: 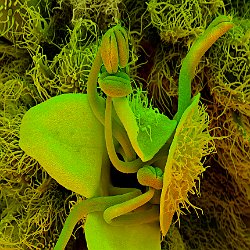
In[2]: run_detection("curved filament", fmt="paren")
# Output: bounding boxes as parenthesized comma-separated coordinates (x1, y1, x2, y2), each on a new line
(105, 96, 145, 173)
(103, 187, 155, 224)
(54, 190, 141, 250)
(87, 49, 135, 160)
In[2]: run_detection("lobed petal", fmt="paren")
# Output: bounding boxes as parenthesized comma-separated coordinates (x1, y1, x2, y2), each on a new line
(19, 93, 105, 198)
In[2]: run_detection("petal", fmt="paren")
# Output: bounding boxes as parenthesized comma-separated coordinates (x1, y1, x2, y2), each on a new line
(85, 212, 161, 250)
(113, 97, 177, 162)
(160, 93, 214, 235)
(19, 94, 105, 198)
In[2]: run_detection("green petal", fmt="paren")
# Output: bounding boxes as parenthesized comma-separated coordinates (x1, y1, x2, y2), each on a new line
(85, 212, 161, 250)
(19, 94, 105, 198)
(136, 107, 177, 161)
(113, 96, 177, 162)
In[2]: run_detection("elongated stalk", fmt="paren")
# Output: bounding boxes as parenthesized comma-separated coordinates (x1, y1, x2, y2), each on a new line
(108, 186, 141, 195)
(112, 97, 140, 155)
(54, 190, 141, 250)
(87, 50, 136, 160)
(105, 96, 144, 173)
(103, 187, 155, 224)
(107, 205, 159, 226)
(86, 50, 105, 122)
(175, 15, 234, 122)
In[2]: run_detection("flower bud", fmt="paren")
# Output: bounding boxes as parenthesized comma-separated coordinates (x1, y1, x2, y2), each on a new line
(100, 24, 129, 74)
(137, 165, 163, 190)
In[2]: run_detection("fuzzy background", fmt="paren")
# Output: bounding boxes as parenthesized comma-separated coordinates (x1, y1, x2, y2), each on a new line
(0, 0, 249, 249)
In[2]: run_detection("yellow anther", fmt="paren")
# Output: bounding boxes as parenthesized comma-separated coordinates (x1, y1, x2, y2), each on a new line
(100, 24, 129, 74)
